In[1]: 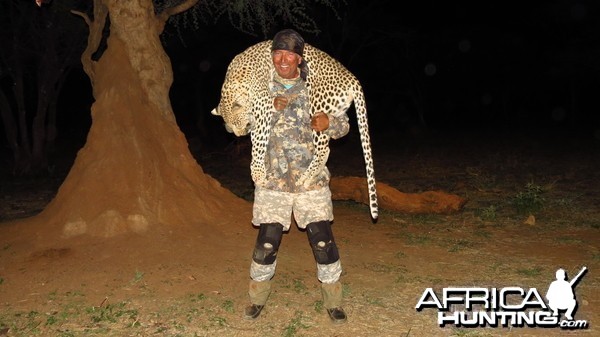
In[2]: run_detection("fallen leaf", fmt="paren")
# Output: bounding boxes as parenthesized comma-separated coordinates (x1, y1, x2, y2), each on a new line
(524, 215, 536, 226)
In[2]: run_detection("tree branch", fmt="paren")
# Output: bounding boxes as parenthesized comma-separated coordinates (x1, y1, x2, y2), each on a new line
(72, 0, 108, 87)
(156, 0, 199, 32)
(70, 10, 91, 27)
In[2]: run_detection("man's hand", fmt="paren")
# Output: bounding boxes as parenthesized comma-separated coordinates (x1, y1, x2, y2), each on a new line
(273, 96, 288, 111)
(311, 112, 329, 132)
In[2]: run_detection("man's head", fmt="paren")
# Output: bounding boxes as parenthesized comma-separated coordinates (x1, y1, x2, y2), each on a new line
(556, 268, 566, 280)
(271, 29, 308, 80)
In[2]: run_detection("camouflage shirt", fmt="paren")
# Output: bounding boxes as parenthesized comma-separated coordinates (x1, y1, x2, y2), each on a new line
(261, 73, 350, 193)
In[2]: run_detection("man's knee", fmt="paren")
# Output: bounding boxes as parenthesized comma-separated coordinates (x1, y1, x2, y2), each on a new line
(252, 223, 284, 265)
(306, 221, 339, 264)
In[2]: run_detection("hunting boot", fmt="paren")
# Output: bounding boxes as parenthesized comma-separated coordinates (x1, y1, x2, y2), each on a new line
(244, 279, 272, 320)
(321, 281, 347, 323)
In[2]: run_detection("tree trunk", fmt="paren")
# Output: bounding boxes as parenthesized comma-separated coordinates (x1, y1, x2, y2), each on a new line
(0, 90, 21, 173)
(32, 0, 248, 240)
(31, 82, 50, 171)
(12, 61, 32, 173)
(330, 176, 466, 214)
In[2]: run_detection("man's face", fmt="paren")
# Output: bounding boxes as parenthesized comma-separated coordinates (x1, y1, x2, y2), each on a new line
(272, 50, 302, 79)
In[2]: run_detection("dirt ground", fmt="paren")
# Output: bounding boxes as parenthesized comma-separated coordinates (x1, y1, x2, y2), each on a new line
(0, 128, 599, 337)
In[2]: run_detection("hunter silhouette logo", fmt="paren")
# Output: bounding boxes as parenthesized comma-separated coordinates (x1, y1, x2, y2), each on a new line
(546, 266, 587, 321)
(415, 266, 589, 329)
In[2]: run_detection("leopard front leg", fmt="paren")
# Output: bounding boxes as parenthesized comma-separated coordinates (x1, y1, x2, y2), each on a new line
(249, 99, 273, 186)
(250, 130, 268, 186)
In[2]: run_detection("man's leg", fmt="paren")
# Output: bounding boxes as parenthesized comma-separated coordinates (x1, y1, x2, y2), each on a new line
(245, 222, 283, 320)
(565, 300, 577, 320)
(306, 220, 347, 323)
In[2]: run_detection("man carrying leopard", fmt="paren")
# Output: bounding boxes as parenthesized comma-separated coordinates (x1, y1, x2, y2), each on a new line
(240, 29, 349, 323)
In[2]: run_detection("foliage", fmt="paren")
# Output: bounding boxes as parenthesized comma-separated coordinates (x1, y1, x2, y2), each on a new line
(282, 311, 309, 337)
(85, 301, 138, 324)
(221, 299, 234, 313)
(478, 205, 497, 221)
(512, 182, 545, 214)
(156, 0, 344, 39)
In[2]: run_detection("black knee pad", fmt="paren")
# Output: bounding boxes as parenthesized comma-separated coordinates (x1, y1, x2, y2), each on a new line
(252, 223, 284, 265)
(306, 221, 339, 264)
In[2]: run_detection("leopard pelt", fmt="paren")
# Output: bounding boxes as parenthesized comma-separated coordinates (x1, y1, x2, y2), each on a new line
(211, 41, 378, 220)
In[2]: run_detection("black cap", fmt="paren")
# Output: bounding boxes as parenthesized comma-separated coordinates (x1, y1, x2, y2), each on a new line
(271, 29, 305, 57)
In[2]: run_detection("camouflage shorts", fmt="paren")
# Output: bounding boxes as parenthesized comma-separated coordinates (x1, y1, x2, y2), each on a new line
(252, 186, 333, 230)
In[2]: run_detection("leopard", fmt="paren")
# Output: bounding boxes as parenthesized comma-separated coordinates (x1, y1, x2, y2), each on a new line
(211, 40, 378, 220)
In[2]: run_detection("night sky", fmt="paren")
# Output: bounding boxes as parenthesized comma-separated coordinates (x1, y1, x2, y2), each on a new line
(37, 1, 600, 150)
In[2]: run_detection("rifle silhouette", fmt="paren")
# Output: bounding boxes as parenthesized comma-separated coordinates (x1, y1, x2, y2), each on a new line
(569, 266, 587, 287)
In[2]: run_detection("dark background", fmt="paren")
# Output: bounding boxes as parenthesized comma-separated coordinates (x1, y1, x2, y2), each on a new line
(13, 1, 600, 167)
